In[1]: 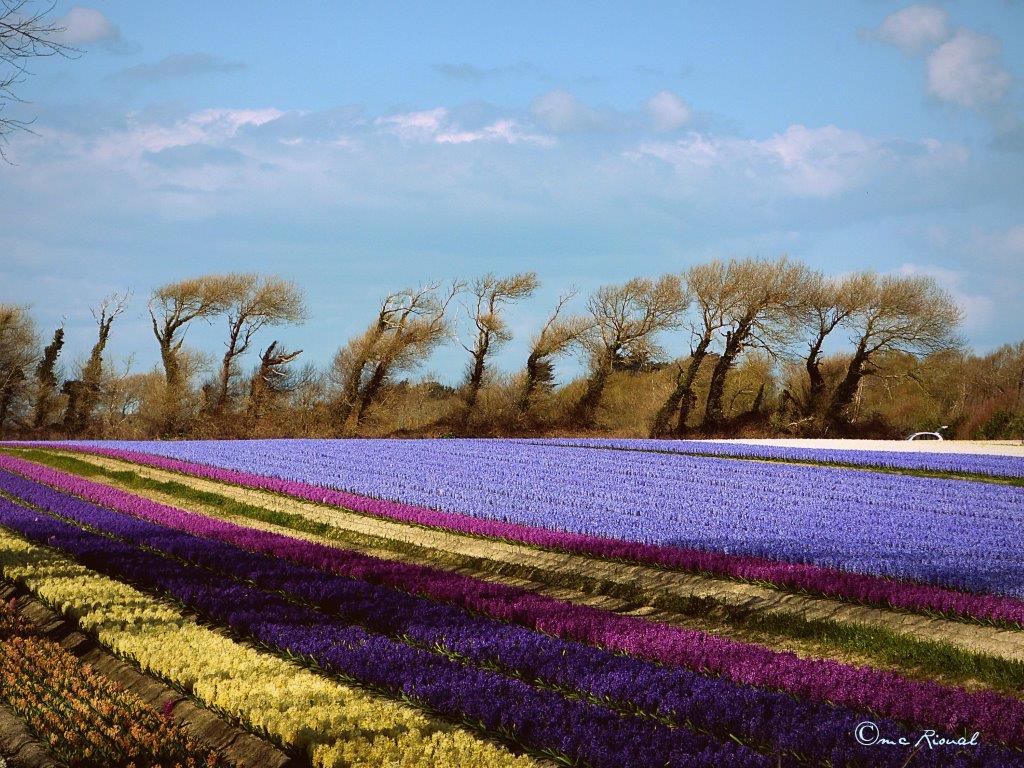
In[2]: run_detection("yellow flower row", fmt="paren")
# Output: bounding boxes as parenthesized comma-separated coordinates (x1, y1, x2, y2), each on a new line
(0, 528, 536, 768)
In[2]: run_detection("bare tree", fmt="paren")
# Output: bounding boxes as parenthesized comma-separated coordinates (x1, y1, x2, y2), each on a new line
(63, 291, 129, 434)
(215, 275, 306, 413)
(701, 257, 812, 432)
(148, 275, 239, 433)
(516, 289, 590, 417)
(955, 341, 1024, 439)
(824, 273, 962, 427)
(973, 342, 1024, 410)
(333, 281, 461, 431)
(1, 1, 74, 152)
(30, 320, 62, 429)
(650, 261, 744, 437)
(247, 340, 303, 423)
(572, 275, 688, 427)
(90, 354, 143, 438)
(0, 303, 36, 433)
(335, 284, 440, 423)
(795, 272, 873, 418)
(457, 272, 539, 427)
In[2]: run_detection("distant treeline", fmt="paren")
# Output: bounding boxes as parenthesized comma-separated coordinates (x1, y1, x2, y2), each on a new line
(1, 258, 1022, 441)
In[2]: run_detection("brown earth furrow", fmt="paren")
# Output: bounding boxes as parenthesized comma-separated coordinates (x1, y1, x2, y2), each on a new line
(0, 704, 60, 768)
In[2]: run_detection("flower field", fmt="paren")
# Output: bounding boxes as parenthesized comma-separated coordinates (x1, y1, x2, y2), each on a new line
(518, 438, 1024, 479)
(0, 440, 1021, 767)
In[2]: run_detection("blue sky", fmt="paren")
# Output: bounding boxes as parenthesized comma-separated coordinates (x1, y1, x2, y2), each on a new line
(2, 1, 1022, 383)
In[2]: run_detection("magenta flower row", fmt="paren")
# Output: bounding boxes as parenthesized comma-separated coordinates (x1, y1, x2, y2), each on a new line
(3, 451, 1023, 748)
(31, 441, 1024, 629)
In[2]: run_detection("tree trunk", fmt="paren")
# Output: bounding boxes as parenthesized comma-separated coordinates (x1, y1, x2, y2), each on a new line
(803, 332, 828, 416)
(650, 334, 711, 437)
(160, 342, 183, 436)
(346, 360, 389, 431)
(61, 380, 84, 433)
(335, 369, 361, 426)
(247, 374, 266, 423)
(0, 394, 12, 435)
(76, 349, 106, 436)
(32, 327, 64, 430)
(571, 350, 614, 427)
(701, 323, 749, 432)
(157, 337, 178, 388)
(749, 383, 765, 414)
(517, 351, 542, 415)
(0, 373, 21, 436)
(460, 344, 488, 429)
(336, 345, 378, 426)
(64, 320, 110, 436)
(32, 390, 52, 431)
(216, 322, 244, 414)
(216, 353, 233, 413)
(825, 341, 870, 425)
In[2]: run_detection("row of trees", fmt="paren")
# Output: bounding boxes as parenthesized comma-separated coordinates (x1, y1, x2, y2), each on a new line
(3, 255, 1017, 441)
(1, 274, 306, 438)
(326, 258, 965, 438)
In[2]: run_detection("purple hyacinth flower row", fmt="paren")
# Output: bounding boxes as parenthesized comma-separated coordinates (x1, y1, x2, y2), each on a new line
(50, 438, 1024, 598)
(0, 478, 763, 768)
(3, 455, 1024, 761)
(524, 438, 1024, 479)
(27, 441, 1024, 627)
(0, 461, 992, 768)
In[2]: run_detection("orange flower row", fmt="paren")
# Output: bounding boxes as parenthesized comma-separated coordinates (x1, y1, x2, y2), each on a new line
(0, 598, 229, 768)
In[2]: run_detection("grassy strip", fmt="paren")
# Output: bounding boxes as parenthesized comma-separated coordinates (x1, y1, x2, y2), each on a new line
(0, 525, 538, 768)
(525, 440, 1024, 488)
(11, 445, 1019, 636)
(13, 446, 1024, 701)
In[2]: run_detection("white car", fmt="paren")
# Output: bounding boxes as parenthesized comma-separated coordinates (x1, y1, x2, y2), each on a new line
(906, 426, 949, 441)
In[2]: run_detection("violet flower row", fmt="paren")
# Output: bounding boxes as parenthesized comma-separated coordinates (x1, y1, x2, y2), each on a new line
(527, 438, 1024, 479)
(27, 443, 1024, 628)
(0, 487, 762, 768)
(2, 454, 1024, 757)
(0, 462, 980, 768)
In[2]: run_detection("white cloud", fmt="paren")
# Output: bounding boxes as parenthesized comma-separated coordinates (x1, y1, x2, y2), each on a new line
(632, 124, 968, 199)
(3, 102, 987, 239)
(864, 8, 1020, 145)
(375, 108, 449, 141)
(54, 6, 120, 44)
(79, 108, 284, 162)
(530, 90, 610, 133)
(927, 29, 1012, 109)
(436, 119, 554, 146)
(866, 5, 949, 55)
(644, 90, 692, 131)
(377, 109, 552, 146)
